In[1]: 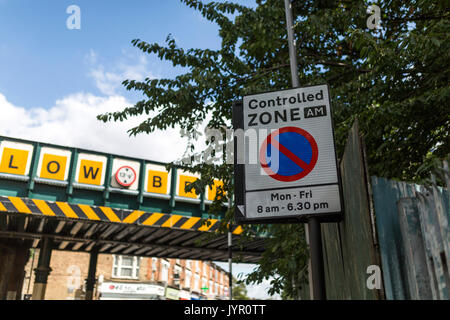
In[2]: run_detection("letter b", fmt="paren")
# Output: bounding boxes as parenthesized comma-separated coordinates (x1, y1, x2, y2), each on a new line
(153, 176, 162, 188)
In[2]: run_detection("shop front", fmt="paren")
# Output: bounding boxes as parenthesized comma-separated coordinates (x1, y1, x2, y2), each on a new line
(164, 287, 180, 300)
(98, 282, 165, 300)
(190, 292, 200, 300)
(179, 290, 191, 300)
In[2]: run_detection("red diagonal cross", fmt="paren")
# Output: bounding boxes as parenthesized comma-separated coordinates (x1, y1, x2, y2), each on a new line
(268, 136, 310, 171)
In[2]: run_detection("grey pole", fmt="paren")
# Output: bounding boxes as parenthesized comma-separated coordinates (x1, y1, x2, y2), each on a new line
(32, 237, 53, 300)
(308, 217, 326, 299)
(228, 192, 234, 301)
(228, 225, 233, 300)
(85, 248, 99, 300)
(26, 248, 36, 296)
(283, 0, 326, 300)
(284, 0, 300, 88)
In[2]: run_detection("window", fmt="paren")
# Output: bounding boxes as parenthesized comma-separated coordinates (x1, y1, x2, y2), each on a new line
(173, 265, 182, 285)
(185, 270, 192, 288)
(174, 265, 182, 275)
(161, 260, 170, 283)
(151, 258, 158, 281)
(112, 255, 140, 279)
(194, 274, 200, 291)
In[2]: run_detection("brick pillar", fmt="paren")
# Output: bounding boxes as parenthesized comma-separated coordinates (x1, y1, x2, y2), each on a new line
(32, 237, 53, 300)
(0, 241, 30, 300)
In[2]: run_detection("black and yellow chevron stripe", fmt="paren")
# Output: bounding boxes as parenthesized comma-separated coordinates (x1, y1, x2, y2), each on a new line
(0, 196, 243, 235)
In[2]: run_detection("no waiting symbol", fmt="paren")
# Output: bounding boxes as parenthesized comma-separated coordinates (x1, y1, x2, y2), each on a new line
(260, 126, 318, 182)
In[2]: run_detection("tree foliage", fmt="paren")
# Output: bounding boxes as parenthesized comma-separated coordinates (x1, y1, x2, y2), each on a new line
(232, 278, 251, 300)
(98, 0, 449, 298)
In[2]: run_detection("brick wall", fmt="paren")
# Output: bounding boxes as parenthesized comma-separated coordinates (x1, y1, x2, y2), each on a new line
(22, 250, 230, 300)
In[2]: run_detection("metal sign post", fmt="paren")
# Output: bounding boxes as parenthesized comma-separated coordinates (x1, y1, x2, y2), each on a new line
(228, 229, 233, 300)
(283, 0, 326, 300)
(284, 0, 300, 88)
(228, 196, 233, 301)
(232, 0, 343, 300)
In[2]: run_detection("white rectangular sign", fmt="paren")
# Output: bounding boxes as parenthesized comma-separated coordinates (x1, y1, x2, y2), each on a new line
(234, 84, 343, 222)
(245, 185, 341, 219)
(99, 282, 165, 296)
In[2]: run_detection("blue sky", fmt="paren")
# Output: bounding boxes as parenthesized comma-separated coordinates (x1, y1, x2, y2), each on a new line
(0, 0, 279, 299)
(0, 0, 238, 109)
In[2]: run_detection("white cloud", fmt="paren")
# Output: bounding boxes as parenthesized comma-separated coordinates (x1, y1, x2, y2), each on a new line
(0, 49, 189, 162)
(0, 47, 213, 166)
(89, 68, 124, 96)
(86, 50, 155, 96)
(83, 49, 99, 65)
(0, 92, 187, 163)
(246, 279, 282, 300)
(214, 262, 281, 300)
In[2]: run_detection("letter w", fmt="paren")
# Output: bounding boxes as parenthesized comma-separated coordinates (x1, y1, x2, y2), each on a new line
(83, 166, 99, 180)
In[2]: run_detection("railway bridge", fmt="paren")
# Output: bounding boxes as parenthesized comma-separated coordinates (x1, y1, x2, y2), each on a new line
(0, 135, 266, 300)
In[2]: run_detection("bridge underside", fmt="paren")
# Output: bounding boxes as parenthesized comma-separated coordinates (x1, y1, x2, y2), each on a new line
(0, 196, 265, 263)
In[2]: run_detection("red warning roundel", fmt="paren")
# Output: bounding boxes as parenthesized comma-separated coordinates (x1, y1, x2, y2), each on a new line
(115, 166, 137, 187)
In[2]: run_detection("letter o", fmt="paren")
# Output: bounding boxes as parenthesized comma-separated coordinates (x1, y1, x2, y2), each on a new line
(259, 112, 272, 125)
(289, 96, 296, 104)
(47, 161, 60, 174)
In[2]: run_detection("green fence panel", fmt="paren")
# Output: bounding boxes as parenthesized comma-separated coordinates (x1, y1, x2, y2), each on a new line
(321, 120, 382, 300)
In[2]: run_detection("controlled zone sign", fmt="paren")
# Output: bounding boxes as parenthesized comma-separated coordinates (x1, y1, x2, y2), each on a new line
(233, 84, 343, 223)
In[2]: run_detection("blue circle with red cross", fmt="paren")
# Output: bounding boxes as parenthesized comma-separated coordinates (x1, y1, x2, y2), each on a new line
(260, 126, 318, 182)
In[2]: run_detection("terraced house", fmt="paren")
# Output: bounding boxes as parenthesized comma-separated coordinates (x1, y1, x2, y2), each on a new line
(22, 251, 230, 300)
